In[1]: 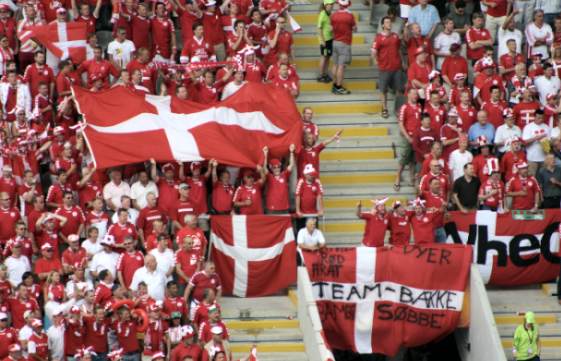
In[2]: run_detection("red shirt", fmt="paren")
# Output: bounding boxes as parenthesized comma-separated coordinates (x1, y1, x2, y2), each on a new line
(372, 32, 401, 71)
(0, 18, 16, 50)
(473, 154, 500, 183)
(479, 179, 505, 208)
(126, 59, 157, 94)
(295, 178, 323, 214)
(418, 172, 449, 199)
(407, 61, 432, 89)
(513, 101, 540, 128)
(398, 102, 422, 137)
(181, 36, 214, 63)
(440, 123, 461, 160)
(412, 127, 438, 162)
(481, 100, 507, 129)
(0, 207, 20, 242)
(244, 61, 265, 82)
(170, 343, 202, 361)
(421, 191, 445, 227)
(331, 9, 356, 45)
(171, 199, 195, 226)
(143, 320, 168, 355)
(486, 0, 508, 17)
(136, 206, 167, 235)
(163, 296, 188, 317)
(266, 171, 290, 211)
(157, 178, 180, 215)
(410, 211, 436, 244)
(297, 143, 325, 177)
(359, 212, 389, 247)
(54, 205, 86, 237)
(116, 251, 144, 287)
(189, 271, 221, 302)
(61, 247, 88, 270)
(193, 301, 221, 327)
(506, 175, 541, 210)
(441, 55, 468, 83)
(212, 181, 234, 213)
(466, 27, 492, 60)
(35, 230, 61, 259)
(449, 86, 471, 107)
(73, 15, 96, 35)
(186, 176, 208, 215)
(64, 321, 85, 356)
(175, 248, 200, 283)
(23, 63, 55, 97)
(474, 74, 505, 103)
(93, 282, 113, 307)
(0, 177, 17, 205)
(151, 16, 175, 59)
(28, 331, 49, 359)
(84, 317, 109, 353)
(202, 11, 225, 46)
(501, 150, 527, 181)
(198, 320, 229, 343)
(131, 15, 152, 51)
(389, 213, 411, 246)
(176, 227, 207, 257)
(233, 183, 263, 215)
(0, 328, 17, 358)
(77, 180, 102, 210)
(113, 320, 140, 353)
(406, 36, 433, 67)
(424, 102, 446, 133)
(499, 53, 524, 82)
(77, 59, 120, 88)
(107, 222, 138, 245)
(266, 29, 293, 64)
(7, 297, 39, 329)
(456, 104, 477, 132)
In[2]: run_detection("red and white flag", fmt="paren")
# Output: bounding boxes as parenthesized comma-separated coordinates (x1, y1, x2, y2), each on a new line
(18, 22, 87, 63)
(303, 245, 472, 357)
(73, 83, 303, 169)
(445, 210, 561, 286)
(210, 215, 296, 297)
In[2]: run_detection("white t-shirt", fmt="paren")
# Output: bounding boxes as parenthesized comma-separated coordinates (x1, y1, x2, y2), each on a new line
(130, 267, 167, 301)
(107, 39, 136, 68)
(221, 81, 246, 100)
(494, 124, 522, 153)
(522, 122, 551, 162)
(525, 22, 553, 60)
(297, 228, 326, 248)
(497, 27, 523, 58)
(103, 181, 131, 209)
(433, 31, 461, 69)
(130, 181, 159, 209)
(82, 238, 104, 256)
(149, 248, 175, 281)
(5, 255, 31, 287)
(111, 207, 139, 224)
(448, 149, 474, 181)
(90, 250, 120, 278)
(534, 75, 561, 105)
(551, 126, 561, 139)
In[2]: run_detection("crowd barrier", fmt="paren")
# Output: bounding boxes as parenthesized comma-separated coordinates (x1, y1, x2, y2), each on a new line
(455, 265, 506, 361)
(297, 266, 336, 361)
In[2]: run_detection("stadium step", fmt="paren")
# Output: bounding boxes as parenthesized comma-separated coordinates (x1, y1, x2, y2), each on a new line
(294, 34, 366, 46)
(295, 57, 371, 69)
(292, 11, 361, 25)
(300, 79, 377, 92)
(488, 287, 561, 360)
(221, 296, 304, 360)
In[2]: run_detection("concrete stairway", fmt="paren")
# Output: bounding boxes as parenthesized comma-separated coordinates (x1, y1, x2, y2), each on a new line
(489, 284, 561, 360)
(293, 1, 415, 246)
(221, 294, 306, 361)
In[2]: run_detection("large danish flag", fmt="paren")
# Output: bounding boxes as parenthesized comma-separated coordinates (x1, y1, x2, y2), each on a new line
(210, 215, 296, 297)
(18, 22, 87, 63)
(73, 83, 302, 169)
(303, 246, 471, 356)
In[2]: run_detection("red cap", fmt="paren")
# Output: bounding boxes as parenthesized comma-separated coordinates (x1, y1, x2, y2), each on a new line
(69, 306, 81, 315)
(161, 163, 174, 172)
(269, 158, 281, 167)
(516, 161, 529, 169)
(0, 4, 11, 11)
(414, 46, 427, 56)
(242, 168, 255, 178)
(190, 161, 202, 171)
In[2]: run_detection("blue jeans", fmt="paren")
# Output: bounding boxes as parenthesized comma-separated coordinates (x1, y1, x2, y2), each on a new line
(434, 227, 447, 244)
(122, 353, 140, 361)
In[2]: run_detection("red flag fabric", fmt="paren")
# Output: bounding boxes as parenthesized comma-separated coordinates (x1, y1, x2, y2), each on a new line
(445, 210, 561, 286)
(18, 22, 87, 63)
(210, 215, 296, 297)
(73, 83, 303, 169)
(303, 245, 472, 357)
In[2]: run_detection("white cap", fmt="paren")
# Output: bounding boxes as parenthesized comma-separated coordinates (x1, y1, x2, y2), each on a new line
(0, 312, 8, 320)
(210, 325, 223, 335)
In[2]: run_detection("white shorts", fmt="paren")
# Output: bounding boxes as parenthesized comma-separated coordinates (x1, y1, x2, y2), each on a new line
(400, 4, 411, 18)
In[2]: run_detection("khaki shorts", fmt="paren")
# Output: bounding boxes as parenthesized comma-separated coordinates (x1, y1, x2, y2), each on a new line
(333, 40, 352, 65)
(398, 134, 414, 166)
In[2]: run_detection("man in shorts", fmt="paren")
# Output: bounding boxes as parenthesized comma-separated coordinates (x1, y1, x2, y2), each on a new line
(395, 89, 422, 190)
(371, 15, 404, 117)
(330, 0, 357, 94)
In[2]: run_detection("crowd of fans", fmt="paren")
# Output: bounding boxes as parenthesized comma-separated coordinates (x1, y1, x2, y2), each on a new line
(0, 0, 348, 360)
(360, 0, 561, 250)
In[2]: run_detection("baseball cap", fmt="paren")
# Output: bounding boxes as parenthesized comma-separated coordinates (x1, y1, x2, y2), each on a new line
(303, 164, 317, 176)
(525, 311, 536, 324)
(56, 7, 66, 13)
(101, 235, 115, 246)
(181, 325, 195, 339)
(0, 312, 8, 320)
(162, 163, 174, 172)
(516, 162, 529, 169)
(2, 164, 12, 172)
(151, 352, 165, 361)
(179, 183, 190, 190)
(31, 319, 42, 327)
(269, 158, 281, 167)
(323, 0, 335, 4)
(337, 0, 350, 7)
(68, 234, 79, 243)
(41, 243, 53, 251)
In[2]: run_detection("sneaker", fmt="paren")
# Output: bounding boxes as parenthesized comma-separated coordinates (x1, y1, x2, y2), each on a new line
(331, 85, 340, 94)
(323, 74, 333, 82)
(316, 75, 326, 82)
(334, 86, 351, 95)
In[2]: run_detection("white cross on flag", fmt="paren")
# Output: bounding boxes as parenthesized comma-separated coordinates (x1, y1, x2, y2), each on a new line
(18, 22, 87, 63)
(72, 83, 303, 169)
(210, 215, 296, 297)
(303, 245, 471, 357)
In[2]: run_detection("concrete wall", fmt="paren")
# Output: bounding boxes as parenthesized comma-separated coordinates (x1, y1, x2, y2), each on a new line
(456, 265, 507, 361)
(297, 267, 336, 361)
